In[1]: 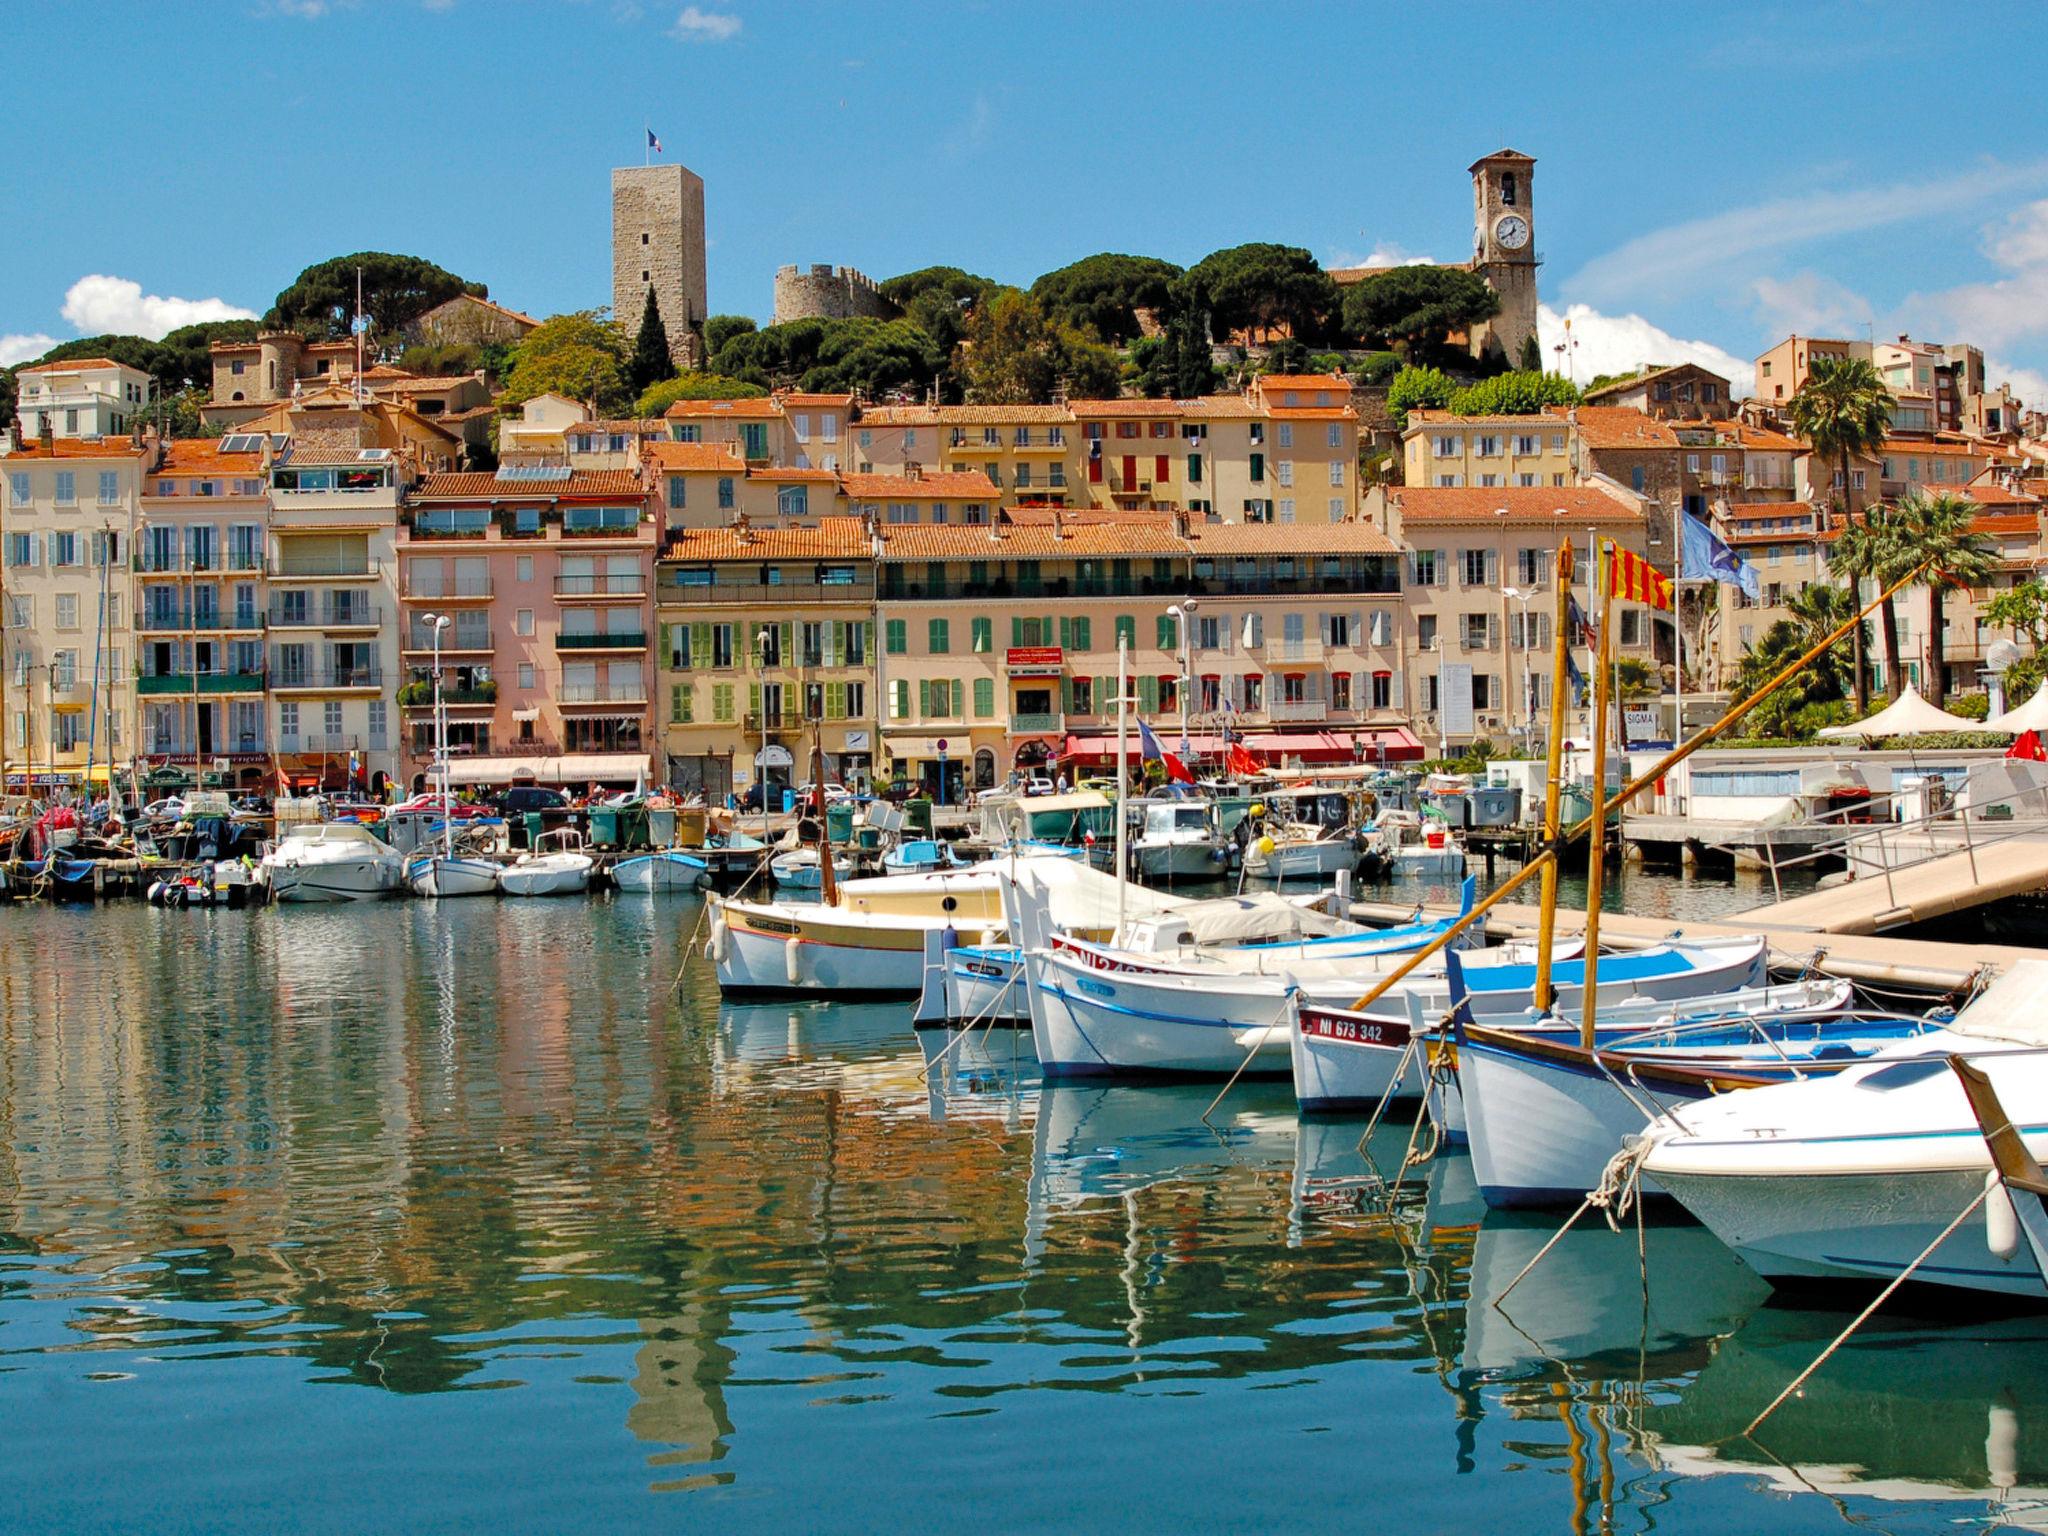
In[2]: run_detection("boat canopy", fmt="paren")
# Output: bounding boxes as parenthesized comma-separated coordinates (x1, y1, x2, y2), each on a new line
(1948, 959, 2048, 1046)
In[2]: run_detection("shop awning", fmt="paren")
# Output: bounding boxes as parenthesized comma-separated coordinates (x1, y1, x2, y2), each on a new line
(881, 736, 964, 759)
(1059, 727, 1424, 766)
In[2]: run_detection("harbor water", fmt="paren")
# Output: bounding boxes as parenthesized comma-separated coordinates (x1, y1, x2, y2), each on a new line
(3, 865, 2041, 1534)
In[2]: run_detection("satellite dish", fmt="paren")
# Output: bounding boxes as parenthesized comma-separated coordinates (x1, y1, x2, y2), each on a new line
(1988, 639, 2023, 674)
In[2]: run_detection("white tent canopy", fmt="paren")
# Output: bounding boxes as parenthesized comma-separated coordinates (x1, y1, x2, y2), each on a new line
(1814, 683, 2001, 739)
(1989, 684, 2048, 734)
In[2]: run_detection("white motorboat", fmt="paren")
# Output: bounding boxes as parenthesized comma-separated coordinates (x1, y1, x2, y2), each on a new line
(497, 829, 595, 897)
(263, 822, 404, 902)
(613, 849, 708, 892)
(1362, 809, 1466, 880)
(1134, 800, 1226, 881)
(406, 850, 501, 898)
(1241, 821, 1357, 881)
(1638, 959, 2048, 1299)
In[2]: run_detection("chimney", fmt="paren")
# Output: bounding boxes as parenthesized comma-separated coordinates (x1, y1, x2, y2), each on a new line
(1171, 507, 1189, 540)
(988, 511, 1004, 544)
(733, 511, 751, 543)
(259, 435, 275, 472)
(1051, 504, 1065, 540)
(38, 415, 54, 454)
(904, 460, 922, 482)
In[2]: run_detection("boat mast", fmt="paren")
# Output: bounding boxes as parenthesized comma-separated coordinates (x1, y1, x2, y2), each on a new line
(1580, 540, 1618, 1051)
(1115, 630, 1129, 941)
(431, 613, 450, 861)
(811, 720, 837, 906)
(1532, 539, 1574, 1013)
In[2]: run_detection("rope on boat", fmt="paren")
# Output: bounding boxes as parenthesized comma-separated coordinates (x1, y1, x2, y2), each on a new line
(1743, 1183, 1992, 1439)
(1590, 1137, 1653, 1234)
(918, 967, 1019, 1081)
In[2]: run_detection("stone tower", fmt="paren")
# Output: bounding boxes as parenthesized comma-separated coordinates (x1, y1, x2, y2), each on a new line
(612, 163, 707, 369)
(1467, 149, 1540, 366)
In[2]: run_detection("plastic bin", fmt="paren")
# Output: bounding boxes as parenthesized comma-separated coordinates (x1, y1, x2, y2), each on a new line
(674, 807, 706, 847)
(522, 811, 546, 849)
(903, 798, 933, 836)
(647, 805, 677, 847)
(826, 803, 855, 844)
(590, 807, 621, 849)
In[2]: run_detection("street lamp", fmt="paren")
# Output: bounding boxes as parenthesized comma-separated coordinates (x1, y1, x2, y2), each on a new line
(1167, 599, 1197, 779)
(756, 623, 774, 831)
(1502, 584, 1536, 755)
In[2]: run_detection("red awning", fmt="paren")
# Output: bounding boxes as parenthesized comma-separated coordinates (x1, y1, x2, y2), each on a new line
(1059, 727, 1423, 766)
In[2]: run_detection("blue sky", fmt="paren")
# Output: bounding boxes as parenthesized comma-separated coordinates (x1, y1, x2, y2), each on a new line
(10, 1, 2048, 401)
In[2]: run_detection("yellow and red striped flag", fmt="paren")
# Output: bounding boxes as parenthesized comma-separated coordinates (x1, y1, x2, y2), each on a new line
(1605, 543, 1673, 610)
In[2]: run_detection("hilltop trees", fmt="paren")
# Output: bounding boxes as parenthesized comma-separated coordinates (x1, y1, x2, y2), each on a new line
(711, 317, 946, 399)
(959, 289, 1121, 404)
(267, 253, 486, 340)
(1385, 364, 1455, 427)
(498, 311, 631, 415)
(635, 372, 768, 417)
(1342, 265, 1500, 358)
(704, 314, 758, 356)
(1447, 370, 1580, 415)
(1184, 243, 1339, 343)
(1030, 254, 1182, 345)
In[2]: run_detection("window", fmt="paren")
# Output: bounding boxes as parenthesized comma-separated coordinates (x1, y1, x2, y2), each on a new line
(51, 532, 78, 567)
(1410, 549, 1441, 586)
(518, 663, 536, 690)
(1434, 435, 1460, 458)
(516, 609, 534, 636)
(1517, 548, 1543, 585)
(1329, 461, 1344, 487)
(516, 555, 533, 583)
(778, 486, 808, 516)
(54, 472, 75, 506)
(1630, 465, 1646, 493)
(55, 594, 77, 630)
(1513, 435, 1537, 456)
(97, 471, 120, 504)
(6, 472, 27, 506)
(973, 677, 994, 718)
(885, 619, 907, 655)
(1619, 610, 1642, 646)
(971, 616, 992, 653)
(1327, 424, 1342, 449)
(6, 534, 33, 567)
(1476, 436, 1500, 458)
(928, 617, 950, 654)
(1277, 461, 1294, 487)
(1462, 548, 1494, 586)
(1156, 612, 1179, 650)
(1417, 614, 1438, 649)
(1277, 423, 1294, 448)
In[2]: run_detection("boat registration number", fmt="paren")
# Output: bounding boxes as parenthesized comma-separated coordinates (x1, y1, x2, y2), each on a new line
(1299, 1014, 1408, 1047)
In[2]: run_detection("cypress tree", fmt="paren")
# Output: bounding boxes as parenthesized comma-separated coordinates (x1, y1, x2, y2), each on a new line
(628, 286, 675, 396)
(1519, 333, 1543, 373)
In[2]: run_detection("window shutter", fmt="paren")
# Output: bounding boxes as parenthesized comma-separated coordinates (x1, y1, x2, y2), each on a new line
(748, 681, 760, 718)
(691, 622, 710, 668)
(1011, 616, 1024, 647)
(918, 679, 932, 718)
(1059, 676, 1072, 713)
(1097, 677, 1113, 714)
(1306, 671, 1323, 703)
(1058, 615, 1072, 650)
(1138, 675, 1158, 714)
(1391, 669, 1405, 708)
(1074, 616, 1091, 652)
(1350, 610, 1364, 647)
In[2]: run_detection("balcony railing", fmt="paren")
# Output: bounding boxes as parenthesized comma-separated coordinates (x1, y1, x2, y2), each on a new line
(402, 578, 493, 601)
(561, 684, 648, 705)
(279, 734, 364, 754)
(269, 601, 382, 628)
(405, 629, 494, 653)
(398, 681, 498, 706)
(1009, 712, 1064, 733)
(269, 558, 379, 580)
(1263, 638, 1326, 664)
(136, 670, 266, 695)
(556, 631, 647, 651)
(1460, 630, 1499, 652)
(742, 711, 789, 733)
(1268, 698, 1327, 722)
(133, 552, 264, 574)
(555, 574, 647, 597)
(270, 667, 384, 691)
(137, 609, 265, 633)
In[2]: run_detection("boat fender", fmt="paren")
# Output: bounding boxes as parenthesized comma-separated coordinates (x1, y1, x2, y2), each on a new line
(707, 916, 729, 964)
(1990, 1404, 2019, 1492)
(981, 929, 1001, 949)
(941, 927, 961, 952)
(1253, 835, 1276, 860)
(785, 935, 803, 985)
(1986, 1168, 2019, 1261)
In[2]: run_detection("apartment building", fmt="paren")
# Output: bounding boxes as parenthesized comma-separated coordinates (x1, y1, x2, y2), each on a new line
(1751, 335, 1870, 407)
(0, 435, 153, 789)
(1709, 501, 1829, 689)
(206, 333, 371, 427)
(1371, 483, 1659, 749)
(1236, 374, 1362, 523)
(1580, 364, 1733, 422)
(873, 405, 1082, 503)
(400, 466, 657, 791)
(134, 439, 272, 785)
(655, 518, 877, 799)
(840, 468, 997, 526)
(662, 396, 794, 464)
(13, 358, 155, 439)
(1401, 411, 1572, 489)
(1875, 483, 2047, 698)
(1566, 408, 1682, 516)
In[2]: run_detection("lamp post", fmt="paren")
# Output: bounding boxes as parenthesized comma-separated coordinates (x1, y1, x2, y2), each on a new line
(1502, 584, 1536, 755)
(756, 623, 773, 834)
(1167, 599, 1197, 777)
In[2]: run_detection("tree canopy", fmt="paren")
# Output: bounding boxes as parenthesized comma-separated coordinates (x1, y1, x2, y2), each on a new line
(958, 289, 1121, 405)
(635, 372, 768, 416)
(25, 320, 264, 397)
(711, 317, 946, 400)
(704, 314, 758, 357)
(879, 266, 996, 309)
(1787, 355, 1891, 516)
(1447, 370, 1580, 415)
(266, 252, 486, 340)
(498, 311, 631, 415)
(1029, 253, 1182, 344)
(1184, 243, 1339, 343)
(1385, 364, 1455, 427)
(1341, 266, 1500, 355)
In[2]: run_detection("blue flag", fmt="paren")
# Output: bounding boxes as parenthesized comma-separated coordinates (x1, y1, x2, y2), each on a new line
(1681, 511, 1761, 601)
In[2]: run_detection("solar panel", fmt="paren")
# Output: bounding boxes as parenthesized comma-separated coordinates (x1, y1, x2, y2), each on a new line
(494, 464, 571, 482)
(357, 448, 393, 461)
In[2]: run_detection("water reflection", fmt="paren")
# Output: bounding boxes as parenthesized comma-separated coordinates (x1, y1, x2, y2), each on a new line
(0, 898, 2035, 1532)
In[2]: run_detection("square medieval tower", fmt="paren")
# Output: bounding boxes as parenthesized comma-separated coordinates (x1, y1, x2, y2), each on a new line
(612, 163, 707, 367)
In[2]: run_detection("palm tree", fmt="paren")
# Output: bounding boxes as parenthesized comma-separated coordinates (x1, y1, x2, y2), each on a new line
(1830, 508, 1912, 703)
(1789, 356, 1892, 707)
(1888, 491, 1998, 706)
(1782, 580, 1856, 702)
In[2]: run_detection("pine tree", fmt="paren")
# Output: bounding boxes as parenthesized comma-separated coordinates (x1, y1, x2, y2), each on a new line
(1519, 333, 1543, 372)
(627, 286, 675, 397)
(1173, 308, 1214, 397)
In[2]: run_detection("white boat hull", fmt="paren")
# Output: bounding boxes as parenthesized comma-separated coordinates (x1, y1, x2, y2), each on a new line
(614, 852, 706, 891)
(1387, 847, 1466, 879)
(497, 855, 593, 897)
(770, 851, 822, 890)
(1028, 946, 1295, 1078)
(268, 852, 401, 902)
(712, 900, 952, 996)
(406, 855, 500, 899)
(941, 944, 1031, 1025)
(1243, 840, 1356, 881)
(1289, 1004, 1433, 1112)
(1137, 840, 1224, 879)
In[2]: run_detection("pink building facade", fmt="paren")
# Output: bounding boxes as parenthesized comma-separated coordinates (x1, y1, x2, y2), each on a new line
(399, 467, 656, 790)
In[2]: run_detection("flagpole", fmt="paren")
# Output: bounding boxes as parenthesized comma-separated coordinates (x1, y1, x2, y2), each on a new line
(644, 123, 650, 166)
(1673, 497, 1685, 742)
(1115, 632, 1129, 941)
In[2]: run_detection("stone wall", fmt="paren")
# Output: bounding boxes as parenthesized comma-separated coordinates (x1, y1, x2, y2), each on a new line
(773, 264, 894, 326)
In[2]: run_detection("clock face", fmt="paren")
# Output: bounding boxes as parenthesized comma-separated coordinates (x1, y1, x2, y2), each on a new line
(1494, 213, 1530, 251)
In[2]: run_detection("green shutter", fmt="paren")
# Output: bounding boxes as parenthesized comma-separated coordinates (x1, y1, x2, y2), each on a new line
(973, 677, 994, 718)
(1058, 615, 1072, 650)
(1010, 616, 1024, 647)
(670, 683, 683, 723)
(1043, 614, 1054, 650)
(918, 679, 932, 718)
(929, 617, 949, 654)
(747, 681, 760, 720)
(1157, 613, 1177, 650)
(954, 679, 966, 717)
(1059, 676, 1072, 713)
(1115, 614, 1135, 649)
(826, 682, 845, 719)
(780, 622, 793, 666)
(1138, 675, 1159, 714)
(972, 616, 991, 653)
(1073, 616, 1091, 652)
(886, 619, 906, 654)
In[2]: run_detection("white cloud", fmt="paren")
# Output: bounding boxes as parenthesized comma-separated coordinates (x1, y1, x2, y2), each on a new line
(1, 334, 58, 368)
(1539, 302, 1756, 397)
(669, 5, 738, 41)
(1747, 270, 1874, 338)
(1901, 198, 2048, 351)
(1325, 240, 1436, 271)
(1988, 357, 2048, 412)
(59, 276, 257, 340)
(1571, 159, 2048, 304)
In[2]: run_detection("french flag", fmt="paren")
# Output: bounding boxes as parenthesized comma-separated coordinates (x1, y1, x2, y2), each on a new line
(1139, 719, 1195, 784)
(647, 127, 663, 154)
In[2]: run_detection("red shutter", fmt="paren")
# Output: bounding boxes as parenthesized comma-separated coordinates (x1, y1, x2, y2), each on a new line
(1089, 456, 1103, 484)
(1155, 455, 1169, 485)
(1121, 456, 1136, 492)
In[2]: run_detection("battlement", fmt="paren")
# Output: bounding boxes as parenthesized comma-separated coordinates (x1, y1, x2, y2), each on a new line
(774, 263, 893, 325)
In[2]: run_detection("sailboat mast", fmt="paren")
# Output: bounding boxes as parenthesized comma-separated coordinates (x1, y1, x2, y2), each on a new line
(1115, 632, 1129, 940)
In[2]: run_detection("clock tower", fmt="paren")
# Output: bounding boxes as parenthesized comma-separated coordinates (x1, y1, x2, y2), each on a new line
(1468, 149, 1540, 366)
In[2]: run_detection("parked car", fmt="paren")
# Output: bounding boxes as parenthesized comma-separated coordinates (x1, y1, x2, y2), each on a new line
(735, 781, 785, 813)
(1024, 776, 1057, 797)
(794, 781, 854, 805)
(494, 786, 569, 818)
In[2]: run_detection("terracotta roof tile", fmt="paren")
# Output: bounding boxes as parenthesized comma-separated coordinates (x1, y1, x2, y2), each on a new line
(1258, 374, 1352, 394)
(1386, 485, 1645, 524)
(662, 517, 872, 563)
(1186, 520, 1396, 555)
(852, 405, 941, 427)
(151, 443, 264, 477)
(1958, 483, 2041, 506)
(643, 441, 747, 472)
(877, 519, 1186, 560)
(14, 356, 133, 374)
(413, 469, 646, 499)
(776, 392, 856, 408)
(662, 397, 780, 420)
(1553, 406, 1681, 449)
(3, 437, 150, 460)
(927, 403, 1075, 424)
(840, 470, 997, 500)
(751, 466, 840, 484)
(1068, 399, 1185, 419)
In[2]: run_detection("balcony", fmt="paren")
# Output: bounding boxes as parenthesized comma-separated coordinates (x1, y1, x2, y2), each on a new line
(269, 558, 379, 581)
(555, 630, 647, 651)
(1268, 698, 1327, 722)
(402, 578, 493, 603)
(279, 734, 363, 754)
(1009, 712, 1064, 733)
(404, 629, 493, 654)
(556, 574, 648, 598)
(136, 670, 266, 695)
(1263, 637, 1326, 665)
(398, 680, 498, 707)
(561, 683, 648, 706)
(1460, 630, 1500, 652)
(133, 553, 263, 576)
(137, 609, 266, 634)
(270, 667, 384, 693)
(269, 600, 382, 629)
(742, 711, 796, 733)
